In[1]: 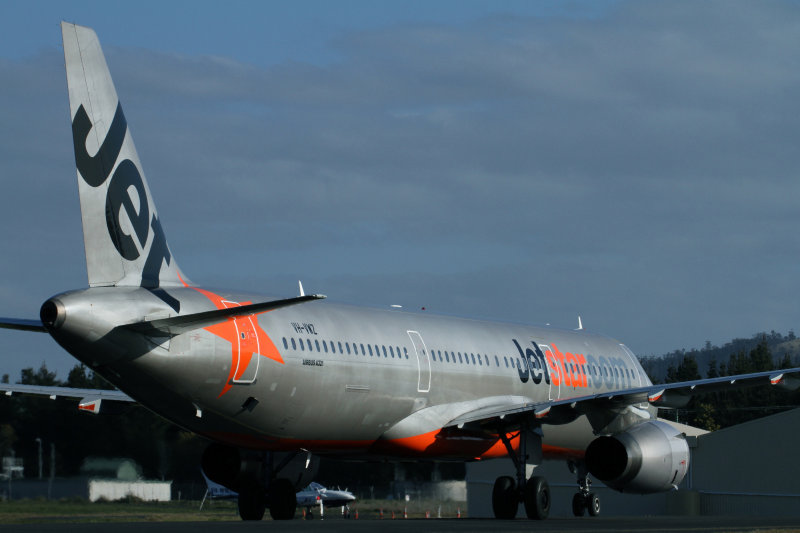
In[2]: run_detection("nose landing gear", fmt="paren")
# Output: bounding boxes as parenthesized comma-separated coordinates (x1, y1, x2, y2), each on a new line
(570, 462, 601, 517)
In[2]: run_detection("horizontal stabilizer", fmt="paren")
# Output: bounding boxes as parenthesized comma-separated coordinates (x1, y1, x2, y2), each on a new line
(0, 318, 46, 332)
(124, 293, 326, 336)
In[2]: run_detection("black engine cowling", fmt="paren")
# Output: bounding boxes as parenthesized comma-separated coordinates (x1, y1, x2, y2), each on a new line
(585, 420, 689, 494)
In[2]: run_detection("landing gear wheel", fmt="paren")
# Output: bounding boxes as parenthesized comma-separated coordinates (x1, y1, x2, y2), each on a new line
(523, 476, 550, 520)
(268, 478, 297, 520)
(492, 476, 518, 519)
(237, 480, 266, 521)
(572, 492, 586, 517)
(587, 493, 600, 517)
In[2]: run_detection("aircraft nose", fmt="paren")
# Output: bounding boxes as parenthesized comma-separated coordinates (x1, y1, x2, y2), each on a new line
(40, 298, 66, 330)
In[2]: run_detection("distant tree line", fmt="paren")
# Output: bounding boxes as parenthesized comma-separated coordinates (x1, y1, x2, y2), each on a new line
(639, 333, 800, 431)
(0, 364, 207, 483)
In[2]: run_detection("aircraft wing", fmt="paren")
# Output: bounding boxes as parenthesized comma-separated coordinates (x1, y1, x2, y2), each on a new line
(0, 383, 134, 414)
(445, 367, 800, 432)
(0, 318, 46, 332)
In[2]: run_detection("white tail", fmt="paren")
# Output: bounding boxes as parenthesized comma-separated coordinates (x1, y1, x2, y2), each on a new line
(62, 22, 184, 294)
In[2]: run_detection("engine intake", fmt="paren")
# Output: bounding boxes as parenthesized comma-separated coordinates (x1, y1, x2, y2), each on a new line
(585, 420, 689, 494)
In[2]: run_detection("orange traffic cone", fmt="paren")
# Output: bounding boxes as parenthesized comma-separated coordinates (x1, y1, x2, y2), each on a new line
(391, 511, 396, 519)
(379, 508, 384, 519)
(457, 507, 461, 518)
(354, 510, 359, 520)
(425, 510, 430, 519)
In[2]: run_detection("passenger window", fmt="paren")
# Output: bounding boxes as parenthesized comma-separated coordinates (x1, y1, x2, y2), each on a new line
(368, 345, 373, 356)
(382, 346, 388, 358)
(282, 338, 288, 349)
(404, 347, 409, 359)
(458, 353, 463, 364)
(299, 339, 305, 351)
(346, 342, 351, 355)
(471, 353, 476, 365)
(323, 341, 328, 353)
(495, 356, 499, 367)
(291, 338, 297, 350)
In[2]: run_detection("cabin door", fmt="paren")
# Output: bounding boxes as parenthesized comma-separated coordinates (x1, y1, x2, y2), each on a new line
(407, 330, 431, 393)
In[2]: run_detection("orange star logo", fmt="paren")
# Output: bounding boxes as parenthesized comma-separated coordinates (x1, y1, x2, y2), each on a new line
(179, 275, 283, 397)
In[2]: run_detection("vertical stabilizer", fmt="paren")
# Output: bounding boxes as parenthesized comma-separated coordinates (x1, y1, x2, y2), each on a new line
(62, 22, 183, 291)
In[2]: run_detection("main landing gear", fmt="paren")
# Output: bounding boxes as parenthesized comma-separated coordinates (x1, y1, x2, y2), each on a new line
(490, 426, 601, 520)
(570, 461, 601, 517)
(492, 425, 551, 520)
(202, 444, 307, 521)
(236, 473, 297, 520)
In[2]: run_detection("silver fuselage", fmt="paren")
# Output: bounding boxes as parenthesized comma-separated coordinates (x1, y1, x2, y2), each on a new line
(47, 286, 650, 460)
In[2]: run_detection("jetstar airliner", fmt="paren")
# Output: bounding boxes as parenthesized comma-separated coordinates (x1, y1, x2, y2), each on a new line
(2, 23, 799, 521)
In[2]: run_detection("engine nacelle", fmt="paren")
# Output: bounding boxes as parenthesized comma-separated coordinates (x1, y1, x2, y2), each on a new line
(585, 420, 689, 494)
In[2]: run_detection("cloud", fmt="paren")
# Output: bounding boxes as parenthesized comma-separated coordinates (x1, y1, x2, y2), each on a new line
(1, 1, 800, 379)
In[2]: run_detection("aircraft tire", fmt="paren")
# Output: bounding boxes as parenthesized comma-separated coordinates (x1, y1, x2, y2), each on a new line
(269, 478, 298, 520)
(571, 492, 586, 517)
(524, 476, 550, 520)
(491, 476, 517, 519)
(587, 493, 601, 517)
(237, 479, 266, 521)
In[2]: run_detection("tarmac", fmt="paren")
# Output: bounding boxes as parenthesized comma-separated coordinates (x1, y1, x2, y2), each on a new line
(2, 516, 800, 533)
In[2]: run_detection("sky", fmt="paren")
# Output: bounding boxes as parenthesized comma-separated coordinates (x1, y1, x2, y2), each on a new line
(1, 0, 800, 380)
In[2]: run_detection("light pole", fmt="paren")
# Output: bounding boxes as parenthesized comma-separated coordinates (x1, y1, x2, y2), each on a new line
(34, 438, 42, 480)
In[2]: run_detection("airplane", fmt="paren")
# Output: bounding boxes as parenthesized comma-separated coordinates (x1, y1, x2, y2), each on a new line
(296, 482, 356, 519)
(1, 22, 799, 522)
(199, 470, 238, 510)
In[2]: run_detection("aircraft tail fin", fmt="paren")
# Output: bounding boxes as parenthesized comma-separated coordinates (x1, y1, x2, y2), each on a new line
(61, 22, 184, 291)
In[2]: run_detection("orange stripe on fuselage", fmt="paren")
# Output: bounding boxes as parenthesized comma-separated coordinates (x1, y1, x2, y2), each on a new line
(203, 429, 585, 461)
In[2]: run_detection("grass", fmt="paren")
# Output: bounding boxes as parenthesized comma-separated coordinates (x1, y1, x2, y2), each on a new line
(0, 497, 468, 524)
(0, 498, 241, 524)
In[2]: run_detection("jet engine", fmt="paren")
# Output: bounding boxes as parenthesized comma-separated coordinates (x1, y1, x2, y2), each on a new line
(584, 420, 689, 494)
